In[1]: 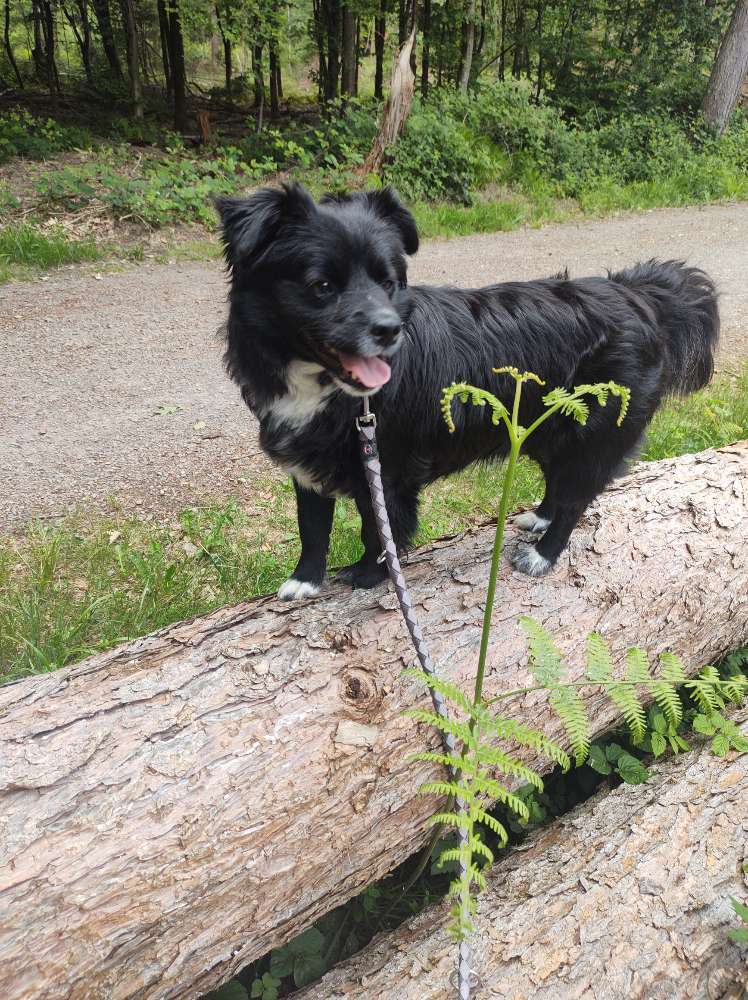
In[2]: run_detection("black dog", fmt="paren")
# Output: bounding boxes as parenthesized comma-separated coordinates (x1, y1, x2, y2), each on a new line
(218, 183, 719, 599)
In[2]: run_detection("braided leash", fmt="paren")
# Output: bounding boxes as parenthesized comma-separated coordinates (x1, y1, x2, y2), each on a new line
(356, 400, 478, 1000)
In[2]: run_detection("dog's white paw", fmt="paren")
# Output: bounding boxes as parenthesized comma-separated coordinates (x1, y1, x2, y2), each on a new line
(277, 578, 321, 601)
(514, 510, 552, 534)
(511, 543, 552, 577)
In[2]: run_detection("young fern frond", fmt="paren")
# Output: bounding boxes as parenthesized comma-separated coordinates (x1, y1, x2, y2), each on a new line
(441, 383, 510, 434)
(473, 743, 545, 789)
(519, 615, 567, 684)
(541, 387, 590, 424)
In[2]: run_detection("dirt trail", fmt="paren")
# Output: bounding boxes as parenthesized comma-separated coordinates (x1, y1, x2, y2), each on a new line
(2, 202, 747, 532)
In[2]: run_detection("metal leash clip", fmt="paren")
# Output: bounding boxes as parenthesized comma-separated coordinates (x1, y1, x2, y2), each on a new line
(355, 394, 377, 429)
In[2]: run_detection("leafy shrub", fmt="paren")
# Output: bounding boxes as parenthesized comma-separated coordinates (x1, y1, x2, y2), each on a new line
(384, 100, 498, 203)
(0, 108, 95, 163)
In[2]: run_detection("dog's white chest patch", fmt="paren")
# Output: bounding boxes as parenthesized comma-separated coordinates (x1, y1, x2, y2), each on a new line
(266, 360, 335, 431)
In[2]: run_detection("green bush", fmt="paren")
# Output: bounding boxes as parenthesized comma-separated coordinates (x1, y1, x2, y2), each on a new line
(384, 99, 499, 203)
(0, 108, 95, 163)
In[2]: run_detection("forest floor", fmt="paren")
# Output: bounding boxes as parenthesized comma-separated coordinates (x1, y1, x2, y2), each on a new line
(2, 200, 748, 533)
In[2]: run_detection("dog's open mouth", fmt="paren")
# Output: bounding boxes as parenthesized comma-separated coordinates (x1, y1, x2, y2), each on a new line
(335, 351, 392, 389)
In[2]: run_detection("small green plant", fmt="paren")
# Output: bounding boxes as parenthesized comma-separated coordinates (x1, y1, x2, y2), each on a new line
(730, 865, 748, 945)
(409, 367, 746, 947)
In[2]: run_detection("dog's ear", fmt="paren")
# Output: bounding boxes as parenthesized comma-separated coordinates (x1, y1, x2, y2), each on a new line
(363, 187, 419, 256)
(216, 183, 315, 268)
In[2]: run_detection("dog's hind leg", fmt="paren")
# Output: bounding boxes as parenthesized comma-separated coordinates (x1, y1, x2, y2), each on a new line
(278, 481, 335, 600)
(512, 499, 588, 577)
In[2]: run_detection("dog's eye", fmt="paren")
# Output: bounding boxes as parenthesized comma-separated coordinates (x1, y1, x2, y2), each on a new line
(312, 280, 334, 300)
(381, 279, 396, 294)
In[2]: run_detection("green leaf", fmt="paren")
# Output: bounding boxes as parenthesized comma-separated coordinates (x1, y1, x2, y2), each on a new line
(615, 753, 649, 784)
(650, 732, 667, 757)
(293, 953, 327, 988)
(692, 713, 717, 736)
(269, 947, 294, 979)
(588, 744, 613, 774)
(250, 981, 263, 999)
(711, 733, 730, 757)
(604, 742, 626, 763)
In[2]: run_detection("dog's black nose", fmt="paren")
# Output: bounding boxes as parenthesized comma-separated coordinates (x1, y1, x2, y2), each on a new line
(371, 314, 402, 345)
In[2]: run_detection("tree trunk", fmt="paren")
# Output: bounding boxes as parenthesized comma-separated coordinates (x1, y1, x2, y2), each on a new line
(374, 0, 387, 99)
(167, 0, 188, 132)
(300, 705, 748, 999)
(0, 443, 746, 1000)
(341, 2, 356, 95)
(90, 0, 122, 78)
(269, 41, 280, 114)
(121, 0, 143, 119)
(3, 0, 23, 87)
(324, 0, 341, 99)
(157, 0, 172, 97)
(252, 42, 264, 109)
(363, 28, 416, 173)
(214, 3, 232, 100)
(421, 0, 430, 96)
(457, 0, 475, 90)
(702, 0, 748, 135)
(61, 0, 92, 85)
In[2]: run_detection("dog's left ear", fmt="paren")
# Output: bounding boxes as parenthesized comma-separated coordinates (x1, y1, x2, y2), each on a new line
(216, 183, 315, 269)
(363, 187, 419, 256)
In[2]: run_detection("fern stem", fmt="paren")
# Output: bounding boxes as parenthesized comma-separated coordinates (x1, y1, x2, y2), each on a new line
(473, 438, 520, 712)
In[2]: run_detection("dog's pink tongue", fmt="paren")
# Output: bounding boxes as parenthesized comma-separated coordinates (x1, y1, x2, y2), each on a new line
(339, 353, 392, 388)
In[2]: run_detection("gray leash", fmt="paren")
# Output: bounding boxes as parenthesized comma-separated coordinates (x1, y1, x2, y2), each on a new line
(356, 398, 478, 1000)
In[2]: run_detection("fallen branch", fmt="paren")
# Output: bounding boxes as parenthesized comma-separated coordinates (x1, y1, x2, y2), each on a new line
(0, 443, 747, 1000)
(299, 706, 748, 1000)
(363, 29, 416, 175)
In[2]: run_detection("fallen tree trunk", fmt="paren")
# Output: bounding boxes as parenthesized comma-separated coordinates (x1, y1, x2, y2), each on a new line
(1, 443, 747, 1000)
(299, 705, 748, 1000)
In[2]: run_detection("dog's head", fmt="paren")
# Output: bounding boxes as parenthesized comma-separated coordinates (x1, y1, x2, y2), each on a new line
(217, 183, 418, 395)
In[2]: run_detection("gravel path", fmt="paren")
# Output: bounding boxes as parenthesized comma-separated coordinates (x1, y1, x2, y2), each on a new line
(2, 202, 747, 532)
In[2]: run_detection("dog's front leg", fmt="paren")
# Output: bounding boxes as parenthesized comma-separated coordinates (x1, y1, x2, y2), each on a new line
(277, 481, 335, 600)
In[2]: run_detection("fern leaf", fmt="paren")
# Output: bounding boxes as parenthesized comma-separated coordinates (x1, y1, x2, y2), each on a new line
(427, 811, 471, 831)
(404, 708, 476, 748)
(549, 685, 590, 766)
(521, 615, 568, 685)
(477, 712, 571, 770)
(586, 632, 613, 684)
(469, 836, 494, 864)
(403, 668, 474, 716)
(473, 808, 509, 845)
(474, 743, 545, 790)
(418, 780, 469, 800)
(441, 383, 510, 434)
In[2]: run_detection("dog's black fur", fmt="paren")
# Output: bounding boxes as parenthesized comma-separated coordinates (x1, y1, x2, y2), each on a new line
(218, 183, 719, 598)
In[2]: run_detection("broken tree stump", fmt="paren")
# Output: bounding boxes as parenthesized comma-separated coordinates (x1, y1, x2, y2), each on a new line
(0, 443, 747, 1000)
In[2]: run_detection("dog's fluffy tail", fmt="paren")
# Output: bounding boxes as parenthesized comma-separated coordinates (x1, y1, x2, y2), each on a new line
(611, 259, 720, 395)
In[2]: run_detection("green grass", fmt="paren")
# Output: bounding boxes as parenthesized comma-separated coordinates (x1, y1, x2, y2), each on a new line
(0, 223, 101, 280)
(1, 367, 747, 684)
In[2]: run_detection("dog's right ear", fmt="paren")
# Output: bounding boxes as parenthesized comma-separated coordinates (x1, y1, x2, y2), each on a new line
(216, 183, 315, 269)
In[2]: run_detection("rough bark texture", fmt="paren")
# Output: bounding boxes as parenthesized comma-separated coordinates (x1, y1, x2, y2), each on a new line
(300, 706, 748, 1000)
(1, 444, 747, 1000)
(364, 29, 416, 174)
(702, 0, 748, 135)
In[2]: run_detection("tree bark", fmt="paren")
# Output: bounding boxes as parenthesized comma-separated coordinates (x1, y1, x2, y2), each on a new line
(457, 0, 476, 91)
(374, 0, 387, 99)
(363, 28, 416, 174)
(269, 41, 280, 114)
(90, 0, 122, 79)
(1, 446, 747, 1000)
(157, 0, 172, 97)
(341, 2, 356, 95)
(167, 0, 188, 132)
(702, 0, 748, 135)
(421, 0, 431, 96)
(3, 0, 23, 87)
(121, 0, 143, 119)
(324, 0, 341, 100)
(300, 705, 748, 1000)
